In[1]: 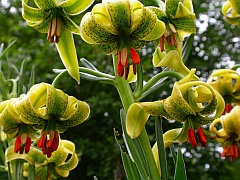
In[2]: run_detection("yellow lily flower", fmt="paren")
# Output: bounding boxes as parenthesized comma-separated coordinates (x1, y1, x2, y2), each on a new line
(11, 83, 90, 157)
(150, 0, 196, 51)
(5, 139, 78, 179)
(210, 106, 240, 161)
(0, 98, 37, 154)
(22, 0, 94, 83)
(207, 69, 240, 105)
(126, 69, 225, 148)
(80, 0, 165, 79)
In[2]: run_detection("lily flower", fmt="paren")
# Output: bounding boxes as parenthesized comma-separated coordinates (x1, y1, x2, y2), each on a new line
(210, 106, 240, 161)
(126, 69, 225, 148)
(13, 83, 90, 157)
(150, 0, 196, 52)
(0, 98, 36, 154)
(80, 0, 165, 79)
(207, 69, 240, 105)
(22, 0, 94, 83)
(5, 139, 78, 179)
(222, 0, 240, 25)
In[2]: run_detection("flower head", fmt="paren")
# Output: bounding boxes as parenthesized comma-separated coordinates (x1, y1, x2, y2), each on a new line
(0, 98, 36, 154)
(150, 0, 196, 52)
(5, 139, 78, 179)
(13, 83, 90, 157)
(80, 0, 165, 79)
(210, 106, 240, 161)
(126, 69, 225, 148)
(22, 0, 94, 83)
(207, 69, 240, 105)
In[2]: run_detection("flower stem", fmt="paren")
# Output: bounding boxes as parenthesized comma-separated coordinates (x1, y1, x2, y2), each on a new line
(112, 54, 160, 179)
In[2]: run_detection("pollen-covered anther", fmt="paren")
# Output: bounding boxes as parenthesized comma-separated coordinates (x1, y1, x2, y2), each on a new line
(47, 17, 63, 43)
(188, 128, 198, 148)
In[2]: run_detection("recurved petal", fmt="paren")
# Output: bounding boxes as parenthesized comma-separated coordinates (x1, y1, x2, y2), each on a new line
(58, 100, 90, 132)
(92, 42, 118, 54)
(141, 20, 165, 41)
(130, 6, 157, 40)
(0, 99, 21, 137)
(165, 0, 180, 16)
(45, 84, 68, 116)
(80, 12, 117, 43)
(126, 101, 171, 138)
(59, 0, 94, 15)
(34, 0, 57, 10)
(103, 0, 132, 35)
(55, 140, 78, 177)
(26, 11, 52, 33)
(56, 28, 80, 83)
(14, 94, 46, 126)
(92, 3, 118, 34)
(183, 0, 194, 13)
(5, 145, 47, 166)
(163, 125, 188, 148)
(62, 13, 80, 34)
(149, 6, 168, 21)
(22, 0, 51, 22)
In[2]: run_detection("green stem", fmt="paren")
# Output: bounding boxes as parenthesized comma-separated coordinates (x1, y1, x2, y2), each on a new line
(231, 64, 240, 70)
(112, 54, 160, 180)
(155, 116, 168, 180)
(137, 71, 183, 101)
(133, 61, 143, 100)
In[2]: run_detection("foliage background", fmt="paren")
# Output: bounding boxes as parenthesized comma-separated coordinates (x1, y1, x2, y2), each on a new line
(0, 0, 240, 179)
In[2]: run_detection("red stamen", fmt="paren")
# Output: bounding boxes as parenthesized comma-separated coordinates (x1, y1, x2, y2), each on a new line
(160, 36, 165, 52)
(133, 64, 137, 75)
(130, 48, 140, 64)
(197, 127, 207, 147)
(124, 66, 130, 80)
(14, 136, 21, 153)
(25, 137, 31, 154)
(188, 129, 198, 148)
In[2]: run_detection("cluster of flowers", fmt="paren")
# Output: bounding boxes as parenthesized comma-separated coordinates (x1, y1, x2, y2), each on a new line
(0, 83, 90, 178)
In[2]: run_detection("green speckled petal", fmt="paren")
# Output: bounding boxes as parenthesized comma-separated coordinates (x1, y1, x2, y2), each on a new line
(58, 100, 90, 132)
(0, 99, 20, 137)
(5, 145, 47, 165)
(80, 12, 117, 43)
(46, 84, 68, 116)
(34, 0, 57, 10)
(149, 6, 168, 21)
(22, 0, 51, 22)
(103, 0, 132, 35)
(130, 7, 157, 40)
(165, 0, 181, 16)
(92, 42, 118, 54)
(59, 0, 94, 15)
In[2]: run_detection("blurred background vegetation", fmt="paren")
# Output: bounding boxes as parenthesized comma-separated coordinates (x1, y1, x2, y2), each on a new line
(0, 0, 240, 179)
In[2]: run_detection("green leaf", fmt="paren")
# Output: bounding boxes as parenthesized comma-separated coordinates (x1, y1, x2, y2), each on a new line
(0, 40, 16, 60)
(155, 116, 168, 180)
(28, 163, 36, 180)
(182, 34, 194, 63)
(114, 129, 141, 180)
(80, 58, 98, 71)
(174, 148, 187, 180)
(120, 109, 150, 180)
(170, 146, 177, 165)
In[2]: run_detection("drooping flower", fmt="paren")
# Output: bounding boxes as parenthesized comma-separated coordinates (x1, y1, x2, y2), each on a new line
(222, 0, 240, 25)
(13, 83, 90, 157)
(80, 0, 165, 79)
(126, 69, 225, 148)
(207, 69, 240, 105)
(22, 0, 94, 83)
(0, 98, 36, 154)
(210, 106, 240, 161)
(5, 139, 78, 179)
